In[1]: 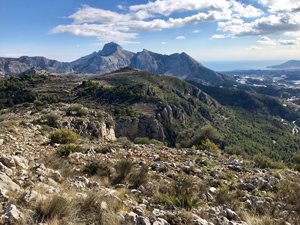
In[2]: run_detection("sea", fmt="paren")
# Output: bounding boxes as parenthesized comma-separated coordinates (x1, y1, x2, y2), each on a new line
(201, 60, 285, 72)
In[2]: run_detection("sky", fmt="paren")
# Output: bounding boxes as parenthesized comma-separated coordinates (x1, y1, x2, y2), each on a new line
(1, 0, 300, 65)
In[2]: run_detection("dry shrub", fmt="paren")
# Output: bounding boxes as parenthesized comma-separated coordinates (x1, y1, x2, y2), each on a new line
(112, 160, 133, 185)
(75, 192, 121, 225)
(83, 159, 113, 177)
(35, 195, 72, 223)
(128, 164, 149, 188)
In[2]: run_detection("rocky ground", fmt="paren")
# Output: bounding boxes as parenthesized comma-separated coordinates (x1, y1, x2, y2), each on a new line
(0, 104, 299, 225)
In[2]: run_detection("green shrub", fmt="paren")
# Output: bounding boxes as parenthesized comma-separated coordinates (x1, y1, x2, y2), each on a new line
(253, 153, 286, 169)
(203, 159, 214, 168)
(199, 139, 220, 155)
(45, 112, 60, 128)
(129, 164, 149, 187)
(114, 107, 138, 119)
(67, 104, 83, 112)
(97, 110, 104, 119)
(83, 159, 112, 177)
(274, 178, 300, 212)
(33, 100, 44, 106)
(76, 108, 89, 117)
(292, 154, 300, 164)
(224, 145, 248, 159)
(56, 144, 85, 157)
(134, 137, 165, 147)
(190, 126, 220, 147)
(49, 129, 78, 144)
(112, 160, 133, 185)
(165, 195, 201, 211)
(66, 104, 88, 117)
(165, 176, 201, 211)
(116, 137, 133, 148)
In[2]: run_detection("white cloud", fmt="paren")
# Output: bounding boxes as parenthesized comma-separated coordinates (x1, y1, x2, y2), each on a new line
(50, 0, 300, 45)
(231, 1, 264, 18)
(176, 36, 185, 40)
(50, 23, 139, 44)
(278, 38, 300, 46)
(258, 0, 300, 13)
(129, 0, 231, 17)
(161, 42, 166, 45)
(257, 36, 276, 45)
(217, 13, 300, 37)
(117, 5, 124, 10)
(69, 5, 132, 24)
(245, 46, 262, 50)
(210, 34, 226, 39)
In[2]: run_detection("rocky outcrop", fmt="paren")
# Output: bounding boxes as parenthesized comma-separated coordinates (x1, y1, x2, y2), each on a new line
(60, 119, 116, 141)
(71, 42, 135, 74)
(129, 50, 236, 86)
(0, 56, 73, 75)
(115, 116, 165, 141)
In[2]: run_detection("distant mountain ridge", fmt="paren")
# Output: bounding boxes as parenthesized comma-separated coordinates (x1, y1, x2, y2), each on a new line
(0, 42, 236, 86)
(267, 60, 300, 69)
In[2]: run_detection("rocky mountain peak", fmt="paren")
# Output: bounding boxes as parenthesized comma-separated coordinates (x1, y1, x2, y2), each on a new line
(100, 42, 123, 56)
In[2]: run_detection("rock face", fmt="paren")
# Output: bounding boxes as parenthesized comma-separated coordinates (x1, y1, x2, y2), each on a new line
(71, 42, 135, 74)
(0, 42, 236, 86)
(0, 56, 73, 75)
(60, 118, 116, 141)
(115, 116, 165, 141)
(129, 50, 235, 86)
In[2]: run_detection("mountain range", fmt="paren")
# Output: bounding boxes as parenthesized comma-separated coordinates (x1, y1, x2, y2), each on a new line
(267, 60, 300, 70)
(0, 42, 236, 87)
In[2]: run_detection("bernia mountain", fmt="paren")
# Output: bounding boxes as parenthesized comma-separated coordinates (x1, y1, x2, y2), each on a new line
(0, 42, 236, 86)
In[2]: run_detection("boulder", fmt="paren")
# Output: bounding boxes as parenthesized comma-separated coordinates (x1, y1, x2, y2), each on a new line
(0, 156, 15, 168)
(12, 156, 28, 169)
(0, 172, 21, 194)
(1, 204, 24, 222)
(0, 162, 13, 176)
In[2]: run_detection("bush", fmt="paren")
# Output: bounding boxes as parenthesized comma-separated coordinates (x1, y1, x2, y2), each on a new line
(134, 137, 165, 147)
(292, 154, 300, 164)
(49, 129, 78, 144)
(189, 126, 220, 147)
(116, 137, 133, 148)
(76, 108, 89, 117)
(224, 145, 248, 159)
(164, 176, 201, 211)
(84, 159, 113, 177)
(45, 112, 60, 128)
(35, 195, 72, 222)
(56, 145, 85, 157)
(253, 153, 286, 169)
(66, 104, 89, 117)
(199, 139, 220, 155)
(33, 100, 44, 106)
(128, 164, 149, 187)
(112, 160, 133, 185)
(165, 195, 201, 211)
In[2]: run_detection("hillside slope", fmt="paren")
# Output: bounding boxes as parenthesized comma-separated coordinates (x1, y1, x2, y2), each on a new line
(0, 104, 299, 224)
(0, 71, 299, 162)
(267, 60, 300, 69)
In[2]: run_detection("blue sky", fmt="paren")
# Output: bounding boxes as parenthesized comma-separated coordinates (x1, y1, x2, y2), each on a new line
(1, 0, 300, 64)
